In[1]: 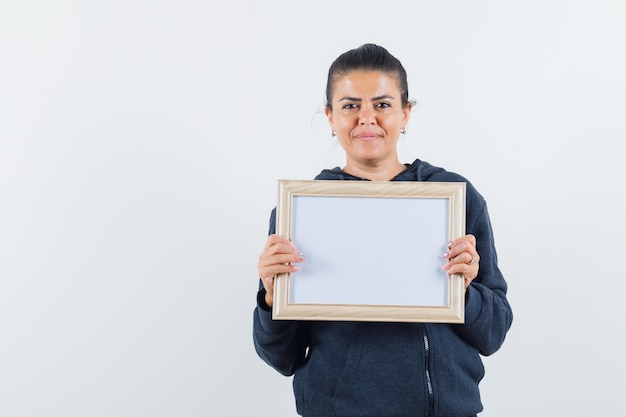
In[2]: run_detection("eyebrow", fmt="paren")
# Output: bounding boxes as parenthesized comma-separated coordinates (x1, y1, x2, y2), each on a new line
(338, 94, 396, 102)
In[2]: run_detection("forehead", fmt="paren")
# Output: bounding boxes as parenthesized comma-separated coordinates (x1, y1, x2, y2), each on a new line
(332, 70, 401, 99)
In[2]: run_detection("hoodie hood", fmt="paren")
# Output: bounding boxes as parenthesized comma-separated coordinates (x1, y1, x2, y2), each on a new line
(314, 158, 449, 182)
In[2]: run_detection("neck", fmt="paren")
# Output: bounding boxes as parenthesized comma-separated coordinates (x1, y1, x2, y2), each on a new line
(342, 160, 406, 181)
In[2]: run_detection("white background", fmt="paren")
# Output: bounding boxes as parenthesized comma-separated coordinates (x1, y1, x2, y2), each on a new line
(1, 1, 625, 416)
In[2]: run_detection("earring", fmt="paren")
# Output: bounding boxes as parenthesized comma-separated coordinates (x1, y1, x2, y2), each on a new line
(331, 131, 337, 137)
(400, 127, 406, 134)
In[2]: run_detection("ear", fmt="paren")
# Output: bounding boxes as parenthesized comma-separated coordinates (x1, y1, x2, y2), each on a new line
(325, 107, 335, 132)
(402, 102, 412, 126)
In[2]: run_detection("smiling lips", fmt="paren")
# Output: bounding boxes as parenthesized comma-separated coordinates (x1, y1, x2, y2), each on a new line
(354, 132, 381, 141)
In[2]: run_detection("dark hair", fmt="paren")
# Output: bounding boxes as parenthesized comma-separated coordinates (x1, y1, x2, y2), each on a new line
(325, 43, 411, 111)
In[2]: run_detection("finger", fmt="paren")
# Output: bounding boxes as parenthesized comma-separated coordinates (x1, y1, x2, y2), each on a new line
(462, 252, 477, 265)
(259, 248, 306, 269)
(441, 248, 479, 278)
(265, 234, 296, 250)
(258, 251, 305, 281)
(442, 250, 474, 265)
(259, 251, 302, 266)
(445, 237, 476, 257)
(443, 259, 479, 282)
(260, 262, 300, 278)
(264, 237, 303, 259)
(450, 234, 476, 247)
(261, 275, 274, 289)
(466, 252, 479, 265)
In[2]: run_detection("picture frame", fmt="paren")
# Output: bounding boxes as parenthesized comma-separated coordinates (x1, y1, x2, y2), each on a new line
(273, 179, 467, 323)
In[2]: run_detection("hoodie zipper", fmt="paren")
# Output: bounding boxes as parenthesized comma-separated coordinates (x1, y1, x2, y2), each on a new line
(422, 326, 435, 417)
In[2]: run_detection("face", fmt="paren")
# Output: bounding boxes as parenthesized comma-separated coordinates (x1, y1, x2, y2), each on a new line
(325, 70, 411, 169)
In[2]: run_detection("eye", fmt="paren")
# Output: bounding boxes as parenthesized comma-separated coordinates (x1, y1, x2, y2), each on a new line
(342, 103, 359, 110)
(376, 102, 391, 109)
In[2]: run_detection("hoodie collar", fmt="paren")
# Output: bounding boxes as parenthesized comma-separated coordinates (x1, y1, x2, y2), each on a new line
(314, 159, 444, 182)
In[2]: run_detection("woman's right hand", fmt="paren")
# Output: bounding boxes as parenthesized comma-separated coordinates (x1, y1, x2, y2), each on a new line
(257, 234, 305, 307)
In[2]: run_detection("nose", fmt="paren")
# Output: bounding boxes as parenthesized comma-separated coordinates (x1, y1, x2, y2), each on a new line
(358, 106, 376, 125)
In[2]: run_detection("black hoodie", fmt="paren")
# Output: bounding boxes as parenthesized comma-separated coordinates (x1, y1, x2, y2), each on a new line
(253, 158, 513, 417)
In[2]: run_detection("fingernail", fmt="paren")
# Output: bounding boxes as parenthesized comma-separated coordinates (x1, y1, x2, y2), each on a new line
(442, 252, 449, 259)
(297, 252, 306, 261)
(447, 242, 453, 248)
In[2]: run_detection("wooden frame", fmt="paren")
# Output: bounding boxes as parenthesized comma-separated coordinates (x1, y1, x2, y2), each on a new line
(273, 179, 466, 323)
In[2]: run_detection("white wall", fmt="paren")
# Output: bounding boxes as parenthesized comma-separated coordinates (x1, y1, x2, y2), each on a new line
(1, 1, 625, 416)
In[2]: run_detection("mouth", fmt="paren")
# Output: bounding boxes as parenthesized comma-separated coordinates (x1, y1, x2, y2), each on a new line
(354, 133, 381, 142)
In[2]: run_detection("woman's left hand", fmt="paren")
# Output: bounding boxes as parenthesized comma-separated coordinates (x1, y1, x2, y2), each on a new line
(442, 234, 479, 289)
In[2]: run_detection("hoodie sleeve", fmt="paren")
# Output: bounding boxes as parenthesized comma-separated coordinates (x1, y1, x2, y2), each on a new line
(452, 184, 513, 356)
(253, 292, 310, 376)
(252, 208, 310, 376)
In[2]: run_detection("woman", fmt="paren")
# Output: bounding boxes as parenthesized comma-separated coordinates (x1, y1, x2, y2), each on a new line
(253, 43, 513, 417)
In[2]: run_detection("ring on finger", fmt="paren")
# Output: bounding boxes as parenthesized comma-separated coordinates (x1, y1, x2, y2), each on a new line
(467, 255, 475, 265)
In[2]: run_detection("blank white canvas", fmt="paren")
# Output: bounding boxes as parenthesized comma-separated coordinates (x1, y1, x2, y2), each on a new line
(290, 195, 449, 306)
